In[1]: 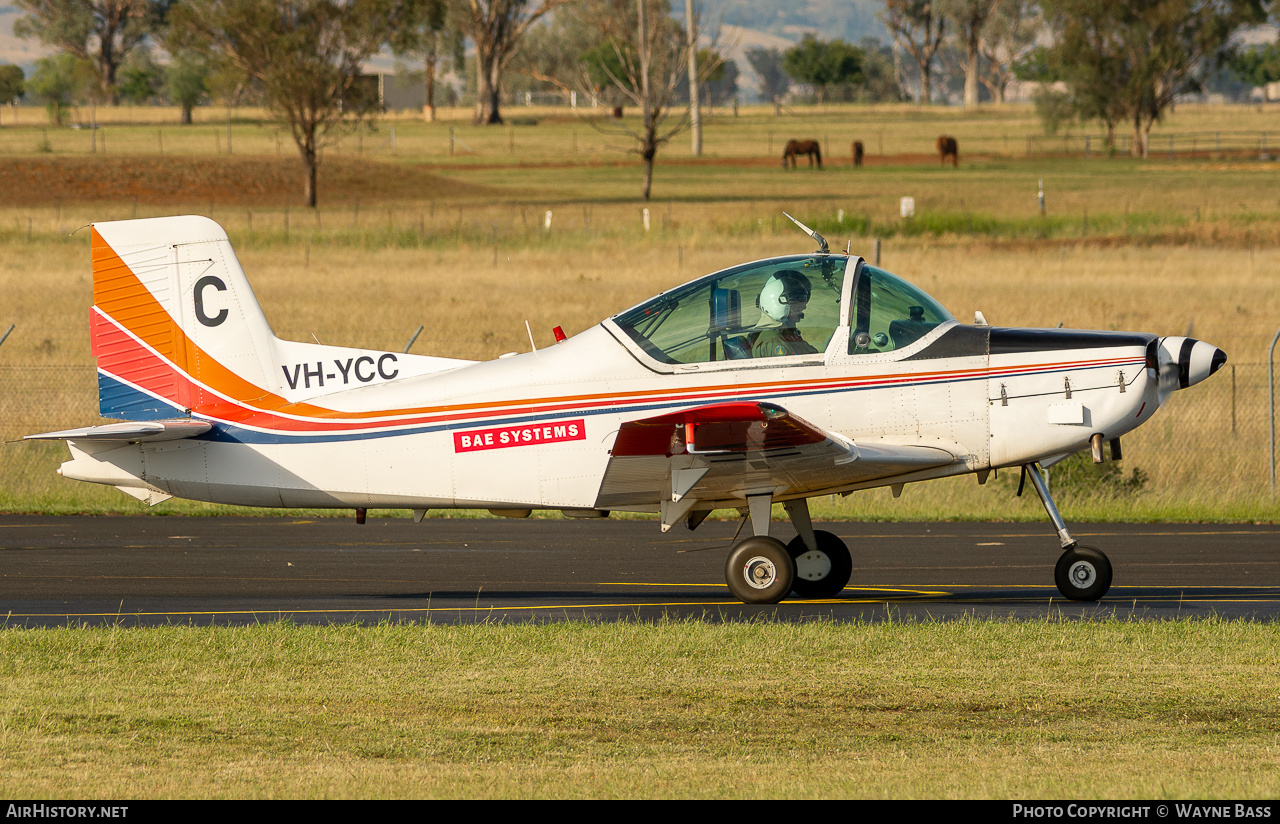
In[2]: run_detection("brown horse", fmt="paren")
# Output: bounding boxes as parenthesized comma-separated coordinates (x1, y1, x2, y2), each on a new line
(782, 139, 822, 169)
(937, 135, 959, 167)
(852, 140, 864, 167)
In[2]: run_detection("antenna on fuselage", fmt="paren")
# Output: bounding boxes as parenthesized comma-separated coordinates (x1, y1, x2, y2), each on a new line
(782, 212, 829, 255)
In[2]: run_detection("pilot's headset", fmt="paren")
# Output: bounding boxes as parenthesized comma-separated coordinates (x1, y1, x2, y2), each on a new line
(758, 270, 812, 322)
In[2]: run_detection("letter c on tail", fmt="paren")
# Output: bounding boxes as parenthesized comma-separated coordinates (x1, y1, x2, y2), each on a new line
(194, 275, 228, 327)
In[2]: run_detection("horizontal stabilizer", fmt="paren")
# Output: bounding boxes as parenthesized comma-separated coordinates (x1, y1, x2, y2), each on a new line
(25, 419, 211, 443)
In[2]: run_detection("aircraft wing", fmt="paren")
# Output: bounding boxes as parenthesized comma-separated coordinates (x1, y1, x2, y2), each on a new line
(595, 401, 959, 529)
(25, 419, 212, 444)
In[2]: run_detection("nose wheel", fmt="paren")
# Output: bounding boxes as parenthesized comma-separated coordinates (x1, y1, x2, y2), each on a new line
(1055, 545, 1113, 601)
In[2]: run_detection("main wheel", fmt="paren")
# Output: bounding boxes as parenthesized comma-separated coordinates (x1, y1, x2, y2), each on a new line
(1054, 545, 1112, 601)
(725, 536, 795, 604)
(786, 531, 853, 599)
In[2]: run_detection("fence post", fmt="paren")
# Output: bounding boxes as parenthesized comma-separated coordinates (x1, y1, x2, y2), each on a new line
(1270, 325, 1280, 487)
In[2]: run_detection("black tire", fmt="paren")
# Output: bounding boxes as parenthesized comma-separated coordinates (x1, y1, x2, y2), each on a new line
(1054, 545, 1112, 601)
(725, 536, 795, 604)
(786, 530, 853, 599)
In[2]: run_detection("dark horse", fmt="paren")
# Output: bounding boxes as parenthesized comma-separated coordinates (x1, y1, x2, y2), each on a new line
(937, 135, 959, 167)
(782, 139, 822, 169)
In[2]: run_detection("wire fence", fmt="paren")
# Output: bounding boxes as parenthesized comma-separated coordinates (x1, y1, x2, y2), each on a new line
(2, 362, 1275, 506)
(1, 105, 1277, 164)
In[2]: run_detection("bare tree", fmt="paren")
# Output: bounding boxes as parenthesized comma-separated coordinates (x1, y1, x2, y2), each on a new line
(880, 0, 946, 105)
(593, 0, 719, 200)
(456, 0, 575, 125)
(171, 0, 399, 208)
(14, 0, 160, 104)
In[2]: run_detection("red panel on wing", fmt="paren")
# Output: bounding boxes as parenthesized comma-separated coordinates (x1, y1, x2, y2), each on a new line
(610, 402, 827, 457)
(689, 416, 825, 453)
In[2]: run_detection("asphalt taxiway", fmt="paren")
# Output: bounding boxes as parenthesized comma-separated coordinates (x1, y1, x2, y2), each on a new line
(1, 515, 1277, 626)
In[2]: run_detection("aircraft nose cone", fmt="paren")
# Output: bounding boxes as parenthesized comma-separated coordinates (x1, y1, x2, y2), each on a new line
(1158, 336, 1227, 390)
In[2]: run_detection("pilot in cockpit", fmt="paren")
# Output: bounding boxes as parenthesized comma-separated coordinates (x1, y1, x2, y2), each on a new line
(752, 270, 819, 358)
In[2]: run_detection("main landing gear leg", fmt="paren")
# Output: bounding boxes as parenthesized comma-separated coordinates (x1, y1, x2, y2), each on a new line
(1022, 462, 1113, 601)
(723, 496, 854, 604)
(783, 499, 852, 599)
(724, 494, 795, 605)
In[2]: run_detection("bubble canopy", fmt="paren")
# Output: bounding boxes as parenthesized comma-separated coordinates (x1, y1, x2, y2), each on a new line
(608, 254, 954, 366)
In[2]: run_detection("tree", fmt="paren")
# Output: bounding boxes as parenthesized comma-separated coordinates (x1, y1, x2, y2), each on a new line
(1038, 0, 1265, 157)
(116, 47, 162, 104)
(857, 37, 908, 102)
(1230, 40, 1280, 101)
(977, 0, 1039, 104)
(166, 51, 210, 124)
(455, 0, 575, 126)
(0, 65, 25, 107)
(745, 46, 790, 103)
(940, 0, 996, 107)
(880, 0, 946, 105)
(391, 0, 464, 121)
(514, 0, 633, 106)
(170, 0, 400, 207)
(592, 0, 720, 200)
(29, 52, 94, 124)
(699, 51, 736, 105)
(14, 0, 162, 105)
(782, 34, 863, 104)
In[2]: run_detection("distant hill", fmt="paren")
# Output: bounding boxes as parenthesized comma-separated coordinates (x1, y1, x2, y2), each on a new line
(698, 0, 889, 45)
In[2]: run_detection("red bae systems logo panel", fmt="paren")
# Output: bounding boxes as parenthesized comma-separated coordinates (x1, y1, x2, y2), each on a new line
(454, 420, 586, 453)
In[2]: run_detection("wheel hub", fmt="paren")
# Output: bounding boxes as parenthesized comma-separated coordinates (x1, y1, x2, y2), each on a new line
(795, 550, 832, 581)
(1069, 561, 1097, 588)
(743, 556, 778, 589)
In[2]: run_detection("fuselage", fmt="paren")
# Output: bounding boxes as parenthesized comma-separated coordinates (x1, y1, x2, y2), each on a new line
(60, 250, 1218, 516)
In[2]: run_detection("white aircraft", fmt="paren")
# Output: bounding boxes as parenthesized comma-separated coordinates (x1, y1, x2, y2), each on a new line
(28, 215, 1226, 604)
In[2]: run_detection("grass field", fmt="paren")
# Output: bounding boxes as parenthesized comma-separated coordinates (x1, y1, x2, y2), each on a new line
(2, 618, 1278, 799)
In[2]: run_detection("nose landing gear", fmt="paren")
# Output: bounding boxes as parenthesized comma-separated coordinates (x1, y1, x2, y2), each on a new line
(1023, 462, 1113, 601)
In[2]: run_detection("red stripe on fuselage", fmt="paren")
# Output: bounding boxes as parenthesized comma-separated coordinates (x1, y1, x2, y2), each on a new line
(96, 309, 1145, 435)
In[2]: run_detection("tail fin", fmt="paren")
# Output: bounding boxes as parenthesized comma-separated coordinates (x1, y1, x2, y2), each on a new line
(91, 215, 471, 423)
(92, 215, 280, 420)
